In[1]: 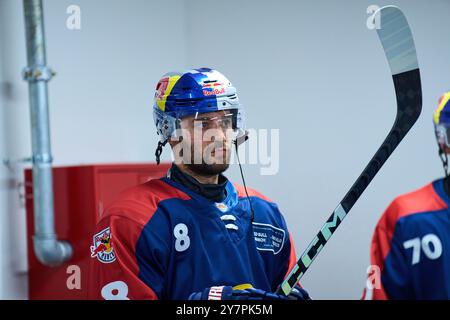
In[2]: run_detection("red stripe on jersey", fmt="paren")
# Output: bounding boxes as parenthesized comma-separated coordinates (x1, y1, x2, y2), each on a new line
(102, 179, 191, 225)
(233, 183, 273, 202)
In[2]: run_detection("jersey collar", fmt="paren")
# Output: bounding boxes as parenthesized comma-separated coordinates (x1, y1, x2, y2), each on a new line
(161, 176, 239, 213)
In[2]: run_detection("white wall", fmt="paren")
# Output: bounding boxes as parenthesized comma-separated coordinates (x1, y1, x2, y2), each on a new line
(1, 0, 450, 299)
(0, 0, 31, 299)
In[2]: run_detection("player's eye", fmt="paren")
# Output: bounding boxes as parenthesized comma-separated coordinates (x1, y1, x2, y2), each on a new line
(201, 120, 212, 128)
(221, 118, 232, 128)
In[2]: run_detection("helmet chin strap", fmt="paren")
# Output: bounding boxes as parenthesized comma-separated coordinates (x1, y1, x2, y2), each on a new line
(438, 145, 449, 178)
(155, 139, 168, 165)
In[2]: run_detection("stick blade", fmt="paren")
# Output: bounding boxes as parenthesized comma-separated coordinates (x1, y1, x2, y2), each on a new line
(375, 6, 419, 75)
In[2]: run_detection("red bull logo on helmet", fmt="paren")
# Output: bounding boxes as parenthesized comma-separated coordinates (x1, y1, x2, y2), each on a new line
(203, 82, 225, 96)
(90, 227, 116, 263)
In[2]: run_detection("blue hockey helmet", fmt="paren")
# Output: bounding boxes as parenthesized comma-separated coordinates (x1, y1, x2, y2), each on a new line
(153, 68, 244, 142)
(152, 68, 245, 163)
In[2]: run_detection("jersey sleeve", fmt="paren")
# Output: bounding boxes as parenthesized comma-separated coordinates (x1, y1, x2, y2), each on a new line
(272, 227, 299, 290)
(88, 214, 165, 300)
(271, 230, 307, 294)
(260, 200, 300, 291)
(284, 233, 298, 280)
(365, 200, 411, 300)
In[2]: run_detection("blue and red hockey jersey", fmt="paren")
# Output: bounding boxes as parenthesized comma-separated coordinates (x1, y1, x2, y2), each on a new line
(365, 178, 450, 300)
(88, 177, 298, 300)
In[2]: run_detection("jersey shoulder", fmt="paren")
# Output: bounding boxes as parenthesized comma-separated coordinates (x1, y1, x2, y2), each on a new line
(233, 183, 289, 225)
(378, 181, 447, 233)
(102, 178, 191, 226)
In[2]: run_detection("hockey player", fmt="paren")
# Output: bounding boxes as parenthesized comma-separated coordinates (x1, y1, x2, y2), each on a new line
(365, 92, 450, 300)
(88, 68, 309, 300)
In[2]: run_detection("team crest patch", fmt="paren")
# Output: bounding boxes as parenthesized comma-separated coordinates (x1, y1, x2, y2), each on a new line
(252, 222, 285, 255)
(90, 227, 116, 263)
(215, 202, 229, 212)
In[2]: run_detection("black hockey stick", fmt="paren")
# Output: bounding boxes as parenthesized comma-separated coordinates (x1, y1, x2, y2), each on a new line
(277, 6, 422, 296)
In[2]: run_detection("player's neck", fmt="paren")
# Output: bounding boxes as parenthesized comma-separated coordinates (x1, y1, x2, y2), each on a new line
(444, 175, 450, 198)
(176, 163, 219, 185)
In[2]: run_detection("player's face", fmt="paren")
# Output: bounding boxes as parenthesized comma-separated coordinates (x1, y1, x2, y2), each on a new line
(171, 110, 234, 175)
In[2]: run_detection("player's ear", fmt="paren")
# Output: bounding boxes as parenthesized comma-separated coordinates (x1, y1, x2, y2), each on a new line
(168, 136, 186, 165)
(168, 135, 183, 148)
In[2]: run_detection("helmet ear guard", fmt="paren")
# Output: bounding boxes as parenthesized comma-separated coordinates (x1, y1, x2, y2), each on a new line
(438, 145, 449, 178)
(433, 92, 450, 177)
(434, 124, 447, 147)
(153, 109, 179, 142)
(434, 124, 450, 178)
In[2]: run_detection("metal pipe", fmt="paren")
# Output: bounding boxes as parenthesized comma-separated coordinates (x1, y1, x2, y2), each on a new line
(23, 0, 72, 266)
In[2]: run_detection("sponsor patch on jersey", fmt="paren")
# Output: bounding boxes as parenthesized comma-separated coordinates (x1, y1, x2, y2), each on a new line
(252, 222, 285, 255)
(90, 227, 116, 263)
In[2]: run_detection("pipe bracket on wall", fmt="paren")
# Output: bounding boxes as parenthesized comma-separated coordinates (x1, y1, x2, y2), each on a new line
(32, 153, 53, 164)
(22, 66, 55, 82)
(3, 157, 33, 169)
